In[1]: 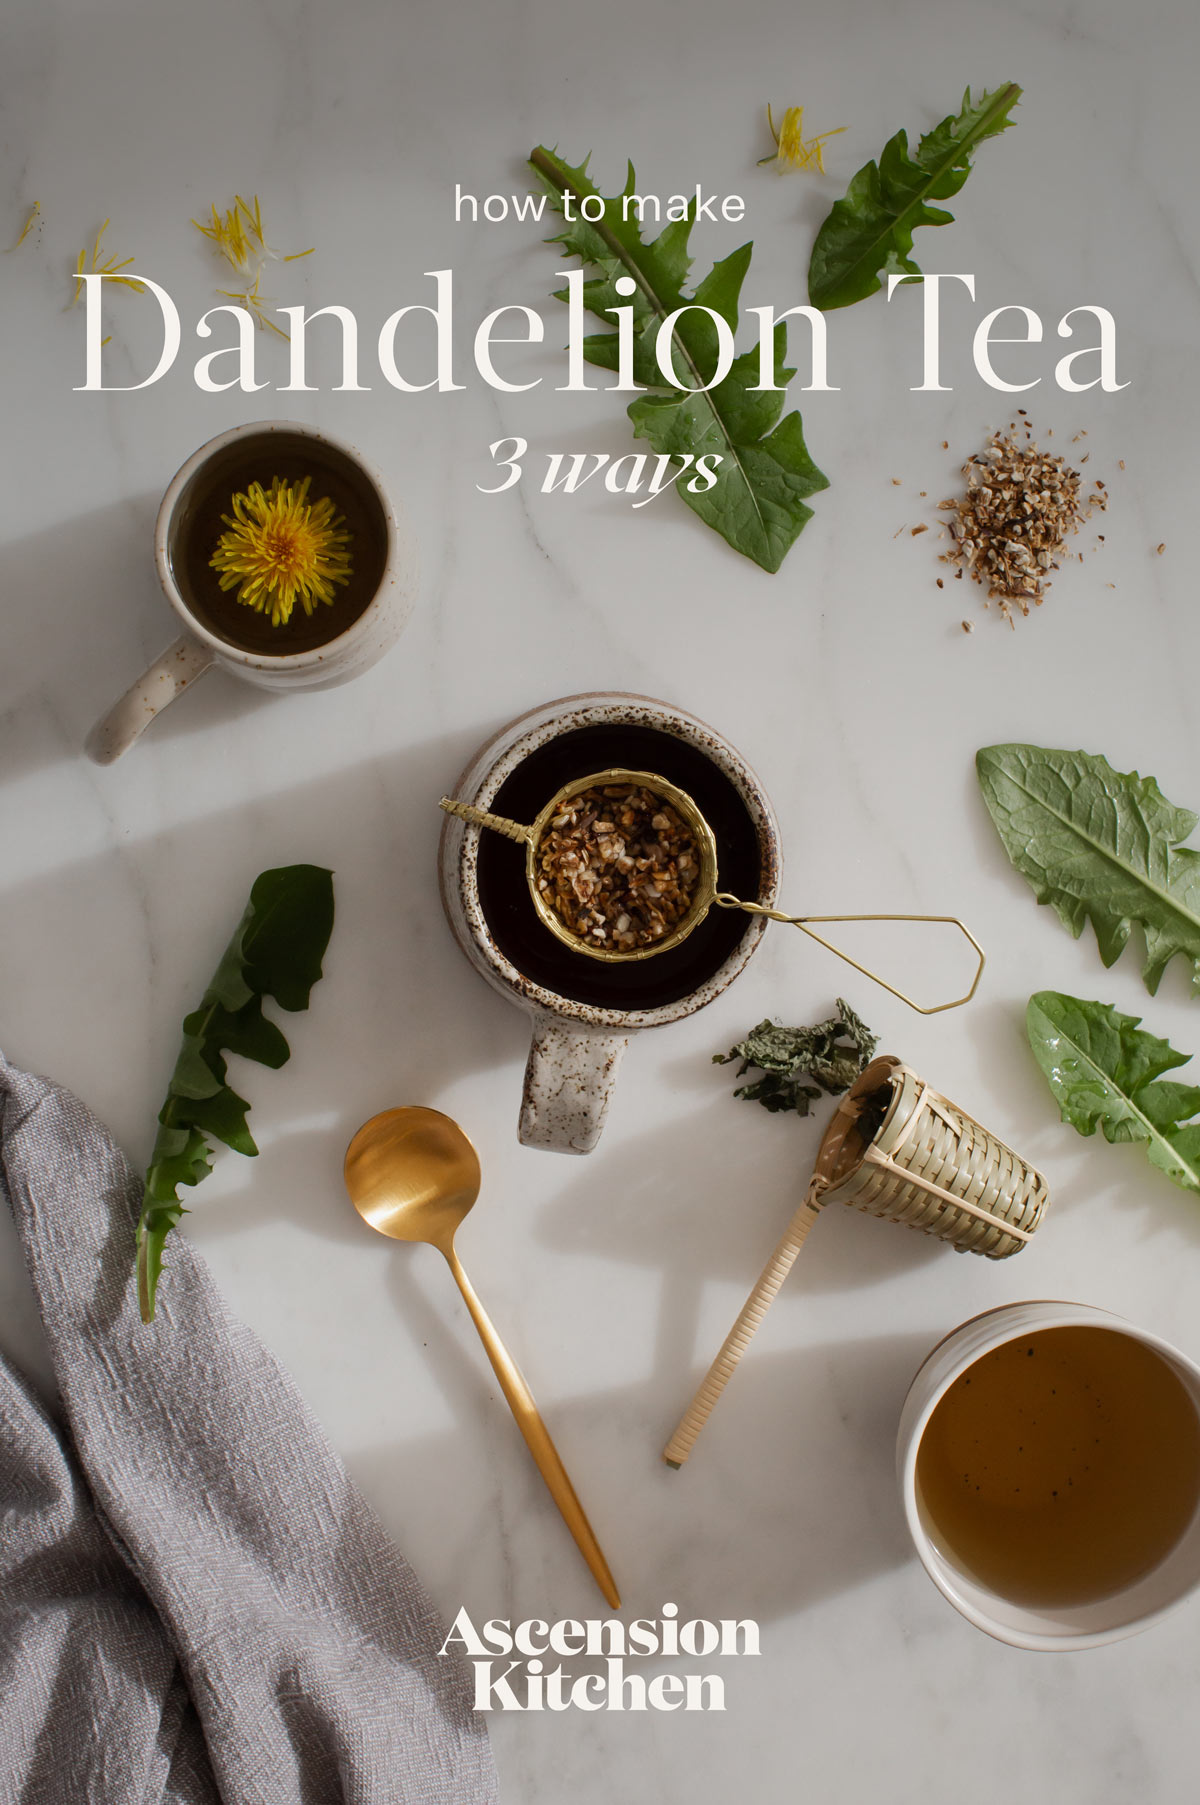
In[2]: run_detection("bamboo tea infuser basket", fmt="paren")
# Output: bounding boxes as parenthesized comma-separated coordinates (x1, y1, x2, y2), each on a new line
(662, 1056, 1050, 1468)
(440, 770, 985, 1014)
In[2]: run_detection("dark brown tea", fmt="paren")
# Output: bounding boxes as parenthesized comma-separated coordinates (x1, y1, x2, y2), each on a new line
(917, 1326, 1200, 1608)
(476, 722, 770, 1011)
(169, 429, 388, 656)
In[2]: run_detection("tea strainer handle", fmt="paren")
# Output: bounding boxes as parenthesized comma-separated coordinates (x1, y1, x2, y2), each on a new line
(662, 1185, 825, 1469)
(712, 896, 985, 1016)
(438, 797, 534, 844)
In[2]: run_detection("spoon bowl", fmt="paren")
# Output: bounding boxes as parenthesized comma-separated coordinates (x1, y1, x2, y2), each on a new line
(345, 1107, 481, 1248)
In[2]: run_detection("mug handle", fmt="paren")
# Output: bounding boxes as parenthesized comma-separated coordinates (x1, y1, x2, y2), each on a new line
(86, 633, 216, 764)
(519, 1019, 629, 1155)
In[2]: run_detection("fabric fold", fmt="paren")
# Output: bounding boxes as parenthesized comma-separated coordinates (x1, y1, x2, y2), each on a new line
(0, 1052, 497, 1805)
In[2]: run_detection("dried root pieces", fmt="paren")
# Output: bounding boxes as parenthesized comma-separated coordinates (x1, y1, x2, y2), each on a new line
(939, 425, 1106, 622)
(536, 783, 701, 952)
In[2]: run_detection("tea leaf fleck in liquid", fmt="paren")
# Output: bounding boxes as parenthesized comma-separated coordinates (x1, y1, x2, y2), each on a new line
(917, 1326, 1200, 1608)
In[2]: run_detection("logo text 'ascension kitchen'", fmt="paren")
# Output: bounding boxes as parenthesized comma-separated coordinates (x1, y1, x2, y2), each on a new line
(440, 1604, 760, 1712)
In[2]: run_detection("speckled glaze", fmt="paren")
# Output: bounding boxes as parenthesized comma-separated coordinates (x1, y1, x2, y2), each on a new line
(438, 693, 781, 1153)
(87, 421, 416, 761)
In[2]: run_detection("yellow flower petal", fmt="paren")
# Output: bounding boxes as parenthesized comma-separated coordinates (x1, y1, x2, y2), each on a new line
(71, 219, 144, 305)
(8, 200, 40, 252)
(761, 103, 847, 174)
(209, 474, 354, 628)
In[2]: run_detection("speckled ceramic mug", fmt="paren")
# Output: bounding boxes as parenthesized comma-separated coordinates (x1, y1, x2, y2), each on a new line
(438, 693, 781, 1154)
(86, 420, 416, 763)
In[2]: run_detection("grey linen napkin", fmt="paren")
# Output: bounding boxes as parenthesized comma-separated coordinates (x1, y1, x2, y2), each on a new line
(0, 1052, 498, 1805)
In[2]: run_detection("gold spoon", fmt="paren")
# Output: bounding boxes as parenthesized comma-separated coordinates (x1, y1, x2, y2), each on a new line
(344, 1105, 620, 1608)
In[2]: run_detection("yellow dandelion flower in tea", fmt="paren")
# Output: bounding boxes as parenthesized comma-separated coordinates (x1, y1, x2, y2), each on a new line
(210, 476, 354, 628)
(759, 104, 846, 173)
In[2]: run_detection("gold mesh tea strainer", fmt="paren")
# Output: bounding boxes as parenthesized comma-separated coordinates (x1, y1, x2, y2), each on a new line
(439, 768, 985, 1015)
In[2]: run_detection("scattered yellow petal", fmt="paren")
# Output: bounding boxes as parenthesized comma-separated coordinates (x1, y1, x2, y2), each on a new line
(195, 200, 253, 273)
(210, 475, 353, 628)
(8, 200, 40, 252)
(71, 219, 144, 306)
(759, 104, 847, 173)
(216, 268, 290, 339)
(193, 193, 314, 273)
(195, 194, 313, 343)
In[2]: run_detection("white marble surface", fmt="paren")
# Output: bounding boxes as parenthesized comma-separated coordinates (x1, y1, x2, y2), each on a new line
(3, 0, 1200, 1797)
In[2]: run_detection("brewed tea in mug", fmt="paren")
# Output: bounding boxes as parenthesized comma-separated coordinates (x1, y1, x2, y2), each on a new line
(916, 1325, 1200, 1609)
(169, 430, 389, 656)
(87, 420, 413, 764)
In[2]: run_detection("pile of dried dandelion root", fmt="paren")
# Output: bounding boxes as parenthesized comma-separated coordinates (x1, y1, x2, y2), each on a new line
(939, 423, 1106, 623)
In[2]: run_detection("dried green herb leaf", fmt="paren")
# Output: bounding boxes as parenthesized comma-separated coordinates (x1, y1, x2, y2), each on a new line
(977, 744, 1200, 996)
(1026, 991, 1200, 1196)
(137, 864, 334, 1323)
(808, 84, 1021, 311)
(529, 146, 829, 574)
(715, 1000, 877, 1114)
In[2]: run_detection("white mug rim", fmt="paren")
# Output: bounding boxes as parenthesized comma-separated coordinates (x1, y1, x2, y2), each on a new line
(153, 419, 399, 669)
(898, 1300, 1200, 1651)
